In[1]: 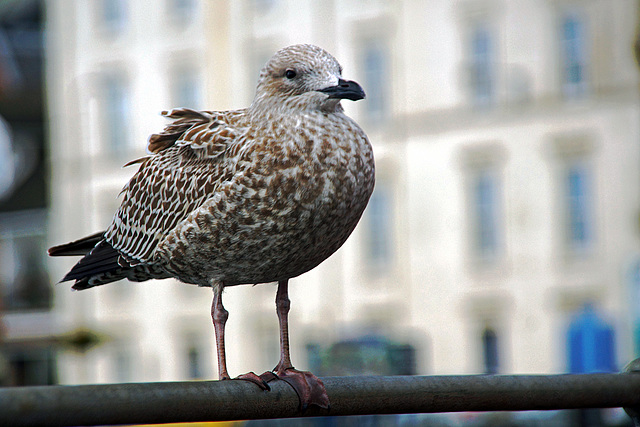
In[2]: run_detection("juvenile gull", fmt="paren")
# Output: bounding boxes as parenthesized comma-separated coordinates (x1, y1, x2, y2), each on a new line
(49, 44, 375, 409)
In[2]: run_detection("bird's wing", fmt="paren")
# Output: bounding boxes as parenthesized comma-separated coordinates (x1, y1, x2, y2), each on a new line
(147, 108, 242, 155)
(104, 108, 247, 266)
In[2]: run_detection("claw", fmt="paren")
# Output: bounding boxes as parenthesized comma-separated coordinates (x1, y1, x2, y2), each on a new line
(258, 371, 278, 383)
(275, 368, 330, 410)
(234, 371, 271, 391)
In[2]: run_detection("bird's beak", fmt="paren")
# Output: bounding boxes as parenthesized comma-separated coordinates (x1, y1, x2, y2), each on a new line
(318, 78, 366, 101)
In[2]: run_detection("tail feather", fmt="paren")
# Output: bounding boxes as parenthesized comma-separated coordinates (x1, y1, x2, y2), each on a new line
(50, 232, 168, 290)
(60, 241, 123, 282)
(49, 232, 127, 289)
(48, 231, 105, 257)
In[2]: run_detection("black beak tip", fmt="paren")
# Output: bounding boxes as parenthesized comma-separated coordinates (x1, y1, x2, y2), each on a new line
(319, 79, 366, 101)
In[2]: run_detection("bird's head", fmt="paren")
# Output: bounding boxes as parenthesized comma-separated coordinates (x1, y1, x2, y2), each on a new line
(251, 44, 365, 115)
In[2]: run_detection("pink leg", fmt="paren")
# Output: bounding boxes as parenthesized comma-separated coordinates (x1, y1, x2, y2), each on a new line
(211, 287, 268, 389)
(211, 286, 230, 380)
(274, 278, 293, 371)
(270, 279, 329, 410)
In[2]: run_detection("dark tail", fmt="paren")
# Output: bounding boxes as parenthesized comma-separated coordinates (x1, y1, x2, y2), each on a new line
(48, 231, 104, 257)
(49, 231, 125, 290)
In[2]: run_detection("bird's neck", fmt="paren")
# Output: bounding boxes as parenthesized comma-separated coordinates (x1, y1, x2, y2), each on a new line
(248, 94, 344, 123)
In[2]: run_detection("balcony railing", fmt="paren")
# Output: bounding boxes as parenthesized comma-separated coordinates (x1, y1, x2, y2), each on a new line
(2, 359, 640, 426)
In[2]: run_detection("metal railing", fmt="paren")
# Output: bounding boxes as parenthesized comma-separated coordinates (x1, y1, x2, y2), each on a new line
(0, 374, 638, 426)
(2, 359, 640, 427)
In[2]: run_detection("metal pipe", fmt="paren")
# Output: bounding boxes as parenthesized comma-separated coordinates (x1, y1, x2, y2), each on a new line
(1, 372, 640, 426)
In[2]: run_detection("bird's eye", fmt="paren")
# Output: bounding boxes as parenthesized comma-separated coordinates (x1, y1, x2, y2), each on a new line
(284, 69, 297, 79)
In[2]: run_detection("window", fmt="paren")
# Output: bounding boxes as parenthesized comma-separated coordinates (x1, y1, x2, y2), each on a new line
(6, 347, 57, 386)
(469, 24, 494, 107)
(0, 212, 51, 311)
(252, 0, 277, 14)
(550, 134, 595, 257)
(366, 182, 393, 271)
(362, 41, 389, 123)
(169, 0, 198, 27)
(560, 12, 588, 99)
(482, 327, 500, 374)
(102, 74, 131, 155)
(101, 0, 127, 35)
(306, 343, 323, 375)
(0, 118, 14, 200)
(567, 304, 616, 373)
(183, 333, 208, 379)
(187, 345, 202, 379)
(470, 168, 501, 261)
(171, 65, 203, 109)
(112, 344, 133, 382)
(564, 160, 593, 254)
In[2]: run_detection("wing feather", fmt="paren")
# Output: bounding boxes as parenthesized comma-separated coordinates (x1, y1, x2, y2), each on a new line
(104, 108, 247, 266)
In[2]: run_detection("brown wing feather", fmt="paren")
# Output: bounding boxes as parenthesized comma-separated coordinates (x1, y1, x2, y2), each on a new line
(104, 108, 247, 265)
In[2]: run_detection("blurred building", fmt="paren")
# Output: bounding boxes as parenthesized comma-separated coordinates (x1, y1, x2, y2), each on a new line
(0, 0, 56, 386)
(46, 0, 640, 386)
(46, 0, 214, 384)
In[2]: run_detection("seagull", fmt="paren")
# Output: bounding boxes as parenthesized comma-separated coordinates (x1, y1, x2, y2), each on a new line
(49, 44, 375, 409)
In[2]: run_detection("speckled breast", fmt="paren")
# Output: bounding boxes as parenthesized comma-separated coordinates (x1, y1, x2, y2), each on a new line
(155, 113, 375, 287)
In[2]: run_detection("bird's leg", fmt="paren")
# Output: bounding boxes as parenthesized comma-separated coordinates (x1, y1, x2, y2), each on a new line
(211, 286, 269, 390)
(274, 278, 293, 371)
(269, 279, 330, 410)
(211, 286, 230, 380)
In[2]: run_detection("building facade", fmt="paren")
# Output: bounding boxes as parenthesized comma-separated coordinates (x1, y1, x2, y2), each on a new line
(0, 0, 55, 387)
(47, 0, 640, 384)
(47, 0, 215, 383)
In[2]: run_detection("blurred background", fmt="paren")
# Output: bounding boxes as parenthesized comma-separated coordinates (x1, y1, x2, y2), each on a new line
(1, 0, 640, 425)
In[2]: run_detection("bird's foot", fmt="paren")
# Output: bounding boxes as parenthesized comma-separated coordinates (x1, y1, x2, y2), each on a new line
(269, 367, 329, 410)
(233, 371, 271, 391)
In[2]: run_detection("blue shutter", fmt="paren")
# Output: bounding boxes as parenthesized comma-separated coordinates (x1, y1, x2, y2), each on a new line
(567, 304, 616, 373)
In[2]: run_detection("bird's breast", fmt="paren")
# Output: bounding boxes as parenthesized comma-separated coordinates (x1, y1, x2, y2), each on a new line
(156, 114, 374, 286)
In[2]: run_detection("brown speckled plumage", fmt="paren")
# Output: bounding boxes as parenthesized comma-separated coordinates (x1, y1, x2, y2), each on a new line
(50, 44, 374, 408)
(51, 44, 374, 291)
